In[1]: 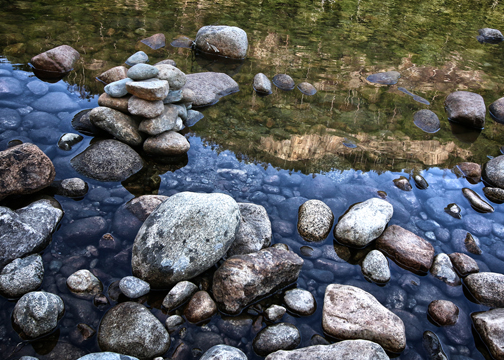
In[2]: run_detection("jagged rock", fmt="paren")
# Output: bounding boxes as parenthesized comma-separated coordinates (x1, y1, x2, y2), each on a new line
(184, 291, 217, 323)
(126, 79, 169, 101)
(30, 45, 80, 73)
(200, 345, 247, 360)
(194, 25, 248, 59)
(334, 198, 393, 248)
(283, 289, 316, 316)
(143, 131, 190, 156)
(182, 72, 239, 106)
(98, 302, 170, 359)
(0, 199, 63, 269)
(445, 91, 486, 129)
(67, 269, 103, 298)
(471, 308, 504, 360)
(264, 339, 390, 360)
(0, 254, 43, 298)
(253, 323, 300, 356)
(162, 281, 198, 311)
(132, 192, 240, 288)
(464, 272, 504, 307)
(361, 250, 390, 283)
(297, 200, 334, 242)
(71, 140, 143, 182)
(0, 143, 56, 200)
(89, 107, 143, 147)
(448, 252, 479, 276)
(213, 247, 303, 314)
(97, 66, 128, 84)
(428, 300, 459, 326)
(376, 225, 435, 274)
(322, 284, 406, 353)
(13, 291, 64, 338)
(119, 276, 150, 298)
(430, 253, 460, 286)
(227, 203, 271, 257)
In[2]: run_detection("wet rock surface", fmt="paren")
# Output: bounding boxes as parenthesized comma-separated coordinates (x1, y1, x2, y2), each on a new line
(430, 253, 460, 286)
(162, 280, 198, 310)
(194, 25, 248, 59)
(464, 272, 504, 307)
(254, 73, 272, 94)
(471, 308, 504, 360)
(0, 254, 43, 298)
(66, 269, 103, 298)
(30, 45, 80, 73)
(297, 200, 334, 242)
(477, 28, 504, 43)
(428, 300, 459, 326)
(448, 252, 479, 276)
(119, 276, 150, 298)
(422, 331, 448, 360)
(98, 302, 170, 359)
(143, 131, 190, 156)
(361, 249, 390, 283)
(272, 74, 295, 91)
(322, 284, 406, 353)
(445, 91, 486, 129)
(413, 109, 440, 133)
(253, 323, 300, 356)
(462, 187, 493, 213)
(283, 289, 316, 316)
(213, 247, 303, 314)
(366, 71, 400, 85)
(184, 290, 217, 323)
(89, 106, 143, 146)
(132, 192, 240, 288)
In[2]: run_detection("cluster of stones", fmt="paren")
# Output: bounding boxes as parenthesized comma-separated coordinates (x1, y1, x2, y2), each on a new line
(253, 72, 317, 96)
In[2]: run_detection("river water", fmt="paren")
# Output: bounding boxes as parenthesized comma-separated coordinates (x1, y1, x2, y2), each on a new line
(1, 0, 504, 359)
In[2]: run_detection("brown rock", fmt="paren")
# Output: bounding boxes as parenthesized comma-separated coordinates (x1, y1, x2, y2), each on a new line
(140, 33, 166, 50)
(456, 162, 481, 182)
(98, 93, 130, 113)
(376, 225, 435, 274)
(97, 66, 128, 84)
(99, 233, 119, 250)
(30, 45, 80, 72)
(471, 308, 504, 360)
(465, 232, 482, 255)
(448, 253, 479, 276)
(128, 96, 164, 118)
(143, 131, 190, 156)
(465, 272, 504, 308)
(445, 91, 486, 129)
(483, 187, 504, 203)
(322, 284, 406, 353)
(125, 195, 168, 222)
(462, 188, 494, 213)
(0, 143, 56, 200)
(126, 79, 169, 101)
(428, 300, 459, 326)
(212, 247, 303, 314)
(184, 291, 217, 323)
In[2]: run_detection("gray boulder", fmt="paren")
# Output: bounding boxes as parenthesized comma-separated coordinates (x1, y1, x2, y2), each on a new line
(126, 79, 169, 101)
(126, 64, 158, 81)
(254, 73, 272, 94)
(334, 198, 393, 247)
(0, 143, 56, 200)
(194, 25, 248, 59)
(89, 107, 143, 147)
(227, 203, 272, 257)
(200, 344, 247, 360)
(464, 272, 504, 307)
(119, 276, 150, 298)
(322, 284, 406, 353)
(132, 192, 240, 288)
(0, 254, 43, 298)
(182, 72, 239, 106)
(155, 64, 186, 90)
(138, 104, 179, 135)
(13, 291, 64, 338)
(162, 280, 198, 310)
(297, 200, 334, 242)
(283, 289, 316, 316)
(445, 91, 486, 129)
(213, 247, 303, 314)
(483, 155, 504, 189)
(30, 45, 80, 73)
(71, 140, 143, 182)
(98, 302, 170, 359)
(0, 199, 63, 269)
(143, 131, 190, 156)
(361, 250, 390, 283)
(253, 323, 300, 356)
(77, 353, 139, 360)
(264, 339, 390, 360)
(471, 308, 504, 360)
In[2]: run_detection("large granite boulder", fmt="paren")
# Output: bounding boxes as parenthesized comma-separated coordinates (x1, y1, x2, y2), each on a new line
(0, 254, 44, 298)
(483, 155, 504, 189)
(464, 272, 504, 307)
(322, 284, 406, 353)
(0, 199, 63, 269)
(471, 308, 504, 360)
(376, 225, 435, 274)
(265, 339, 390, 360)
(13, 291, 64, 338)
(213, 247, 303, 314)
(71, 140, 143, 182)
(227, 203, 272, 257)
(182, 72, 239, 107)
(30, 45, 80, 73)
(194, 25, 248, 59)
(0, 143, 56, 200)
(132, 192, 240, 288)
(444, 91, 486, 129)
(97, 302, 170, 359)
(334, 198, 393, 248)
(89, 107, 143, 147)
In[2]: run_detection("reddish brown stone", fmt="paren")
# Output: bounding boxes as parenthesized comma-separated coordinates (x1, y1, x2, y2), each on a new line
(140, 33, 166, 50)
(465, 233, 482, 255)
(30, 45, 80, 73)
(0, 143, 56, 200)
(428, 300, 459, 326)
(98, 93, 130, 113)
(97, 66, 128, 84)
(456, 162, 481, 182)
(125, 195, 168, 222)
(184, 291, 217, 323)
(376, 225, 435, 274)
(448, 252, 479, 276)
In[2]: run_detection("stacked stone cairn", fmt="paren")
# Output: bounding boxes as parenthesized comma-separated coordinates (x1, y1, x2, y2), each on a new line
(92, 57, 198, 157)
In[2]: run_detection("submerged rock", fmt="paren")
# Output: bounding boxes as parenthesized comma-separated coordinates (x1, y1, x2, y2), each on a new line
(471, 308, 504, 360)
(71, 140, 143, 182)
(213, 247, 303, 314)
(393, 176, 412, 191)
(30, 45, 80, 73)
(183, 72, 239, 107)
(422, 331, 448, 360)
(0, 143, 56, 200)
(477, 28, 504, 44)
(445, 91, 486, 129)
(98, 302, 170, 359)
(132, 192, 240, 288)
(265, 339, 390, 360)
(297, 82, 317, 95)
(366, 71, 400, 85)
(362, 249, 390, 283)
(194, 25, 248, 59)
(0, 254, 43, 298)
(140, 33, 166, 50)
(413, 109, 440, 133)
(376, 225, 435, 275)
(13, 291, 64, 338)
(464, 272, 504, 307)
(462, 188, 494, 213)
(253, 323, 300, 356)
(428, 300, 459, 326)
(254, 73, 272, 94)
(297, 200, 334, 242)
(334, 198, 393, 248)
(272, 74, 295, 91)
(322, 284, 406, 353)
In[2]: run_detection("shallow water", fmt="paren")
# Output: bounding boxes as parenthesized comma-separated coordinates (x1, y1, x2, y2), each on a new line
(1, 0, 504, 359)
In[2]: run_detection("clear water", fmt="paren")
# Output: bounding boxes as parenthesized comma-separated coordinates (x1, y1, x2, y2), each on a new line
(1, 0, 504, 359)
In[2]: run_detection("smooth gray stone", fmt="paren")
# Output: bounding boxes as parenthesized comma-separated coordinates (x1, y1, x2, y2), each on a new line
(155, 64, 186, 90)
(194, 25, 248, 59)
(362, 250, 390, 283)
(200, 344, 247, 360)
(253, 323, 301, 356)
(119, 276, 150, 298)
(283, 289, 316, 316)
(125, 51, 148, 66)
(162, 280, 198, 310)
(254, 73, 272, 94)
(126, 64, 158, 81)
(0, 254, 43, 298)
(185, 109, 204, 127)
(104, 78, 133, 98)
(182, 72, 239, 106)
